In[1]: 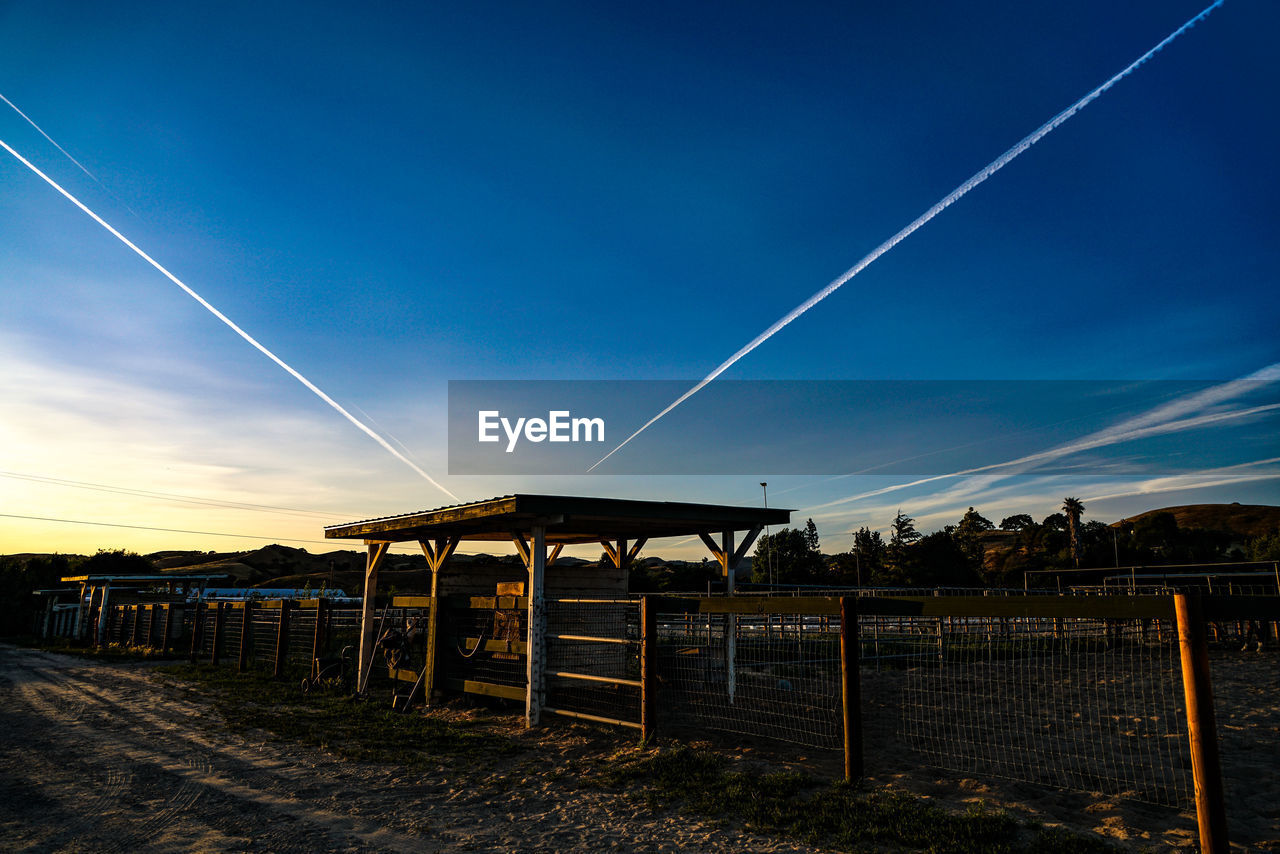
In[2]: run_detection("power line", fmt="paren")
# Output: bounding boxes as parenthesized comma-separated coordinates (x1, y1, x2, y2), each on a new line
(1, 470, 352, 519)
(0, 512, 420, 552)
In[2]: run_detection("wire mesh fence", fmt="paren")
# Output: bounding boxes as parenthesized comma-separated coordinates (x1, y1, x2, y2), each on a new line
(863, 614, 1191, 807)
(656, 609, 842, 750)
(545, 599, 641, 726)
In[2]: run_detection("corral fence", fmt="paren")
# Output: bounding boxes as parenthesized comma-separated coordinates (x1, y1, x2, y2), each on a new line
(81, 590, 1277, 853)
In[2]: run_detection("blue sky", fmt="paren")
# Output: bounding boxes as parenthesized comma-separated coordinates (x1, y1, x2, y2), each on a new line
(1, 0, 1277, 558)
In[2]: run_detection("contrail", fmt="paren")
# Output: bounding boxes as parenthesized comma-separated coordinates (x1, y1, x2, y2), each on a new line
(0, 91, 140, 218)
(589, 0, 1225, 472)
(0, 92, 99, 181)
(0, 136, 458, 501)
(805, 366, 1280, 512)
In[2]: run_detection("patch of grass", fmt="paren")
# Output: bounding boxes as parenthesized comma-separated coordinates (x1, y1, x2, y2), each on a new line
(598, 746, 1117, 854)
(14, 636, 177, 662)
(157, 663, 520, 767)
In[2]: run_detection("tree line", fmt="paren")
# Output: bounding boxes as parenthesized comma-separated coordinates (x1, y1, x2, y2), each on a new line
(750, 498, 1280, 589)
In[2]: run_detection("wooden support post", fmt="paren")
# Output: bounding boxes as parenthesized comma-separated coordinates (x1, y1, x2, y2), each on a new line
(641, 595, 656, 742)
(73, 582, 88, 642)
(1174, 593, 1229, 854)
(357, 542, 390, 693)
(95, 583, 112, 647)
(189, 602, 205, 663)
(161, 604, 174, 654)
(526, 524, 547, 727)
(840, 596, 863, 781)
(722, 530, 737, 704)
(274, 600, 293, 678)
(238, 601, 254, 672)
(211, 602, 226, 665)
(312, 597, 330, 678)
(130, 604, 142, 648)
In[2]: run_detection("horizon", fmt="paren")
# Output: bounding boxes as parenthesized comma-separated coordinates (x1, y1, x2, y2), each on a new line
(3, 1, 1278, 558)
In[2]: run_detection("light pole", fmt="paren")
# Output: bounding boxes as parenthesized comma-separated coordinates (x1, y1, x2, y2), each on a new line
(760, 482, 772, 588)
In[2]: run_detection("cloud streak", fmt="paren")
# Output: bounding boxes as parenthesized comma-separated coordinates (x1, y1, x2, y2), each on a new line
(0, 136, 458, 501)
(589, 0, 1225, 472)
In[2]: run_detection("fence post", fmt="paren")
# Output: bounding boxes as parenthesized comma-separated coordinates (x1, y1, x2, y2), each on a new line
(422, 576, 440, 707)
(238, 601, 254, 672)
(189, 602, 205, 663)
(311, 598, 329, 678)
(840, 596, 863, 781)
(274, 600, 293, 678)
(161, 604, 174, 654)
(1174, 593, 1229, 854)
(641, 596, 656, 742)
(211, 602, 226, 665)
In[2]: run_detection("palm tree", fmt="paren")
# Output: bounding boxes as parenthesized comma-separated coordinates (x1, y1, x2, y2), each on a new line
(1062, 497, 1085, 568)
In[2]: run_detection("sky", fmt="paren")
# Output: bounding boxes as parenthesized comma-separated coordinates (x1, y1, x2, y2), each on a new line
(1, 0, 1277, 560)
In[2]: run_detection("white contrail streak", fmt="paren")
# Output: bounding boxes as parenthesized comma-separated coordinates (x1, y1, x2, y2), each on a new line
(0, 136, 458, 501)
(589, 0, 1225, 472)
(805, 368, 1280, 512)
(0, 92, 99, 181)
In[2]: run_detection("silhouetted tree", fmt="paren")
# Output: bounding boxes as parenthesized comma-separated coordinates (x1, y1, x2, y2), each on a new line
(1061, 498, 1085, 568)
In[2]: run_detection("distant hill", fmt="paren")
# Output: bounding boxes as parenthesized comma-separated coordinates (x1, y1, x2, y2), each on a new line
(1116, 504, 1280, 538)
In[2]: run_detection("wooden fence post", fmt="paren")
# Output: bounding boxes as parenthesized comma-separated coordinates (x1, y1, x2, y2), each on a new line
(189, 602, 205, 663)
(1174, 593, 1229, 854)
(274, 600, 293, 678)
(238, 602, 254, 672)
(840, 596, 863, 781)
(211, 602, 226, 665)
(641, 595, 656, 742)
(161, 604, 174, 654)
(311, 598, 329, 678)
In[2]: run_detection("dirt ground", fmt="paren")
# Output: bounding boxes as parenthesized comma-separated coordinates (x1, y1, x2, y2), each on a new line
(0, 644, 822, 854)
(1, 643, 1276, 853)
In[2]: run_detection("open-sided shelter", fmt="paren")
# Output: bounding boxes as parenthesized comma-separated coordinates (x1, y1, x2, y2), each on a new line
(324, 494, 790, 725)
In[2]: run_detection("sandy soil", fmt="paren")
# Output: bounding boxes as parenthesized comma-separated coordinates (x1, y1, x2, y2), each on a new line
(853, 649, 1280, 853)
(2, 643, 1275, 853)
(0, 644, 822, 854)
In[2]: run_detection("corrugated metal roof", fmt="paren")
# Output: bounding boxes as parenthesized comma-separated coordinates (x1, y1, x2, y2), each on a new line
(325, 495, 515, 529)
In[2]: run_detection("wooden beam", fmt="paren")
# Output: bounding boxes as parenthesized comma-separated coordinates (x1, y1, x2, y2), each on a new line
(511, 533, 531, 567)
(599, 539, 619, 567)
(274, 600, 293, 679)
(356, 541, 390, 693)
(641, 595, 656, 743)
(421, 564, 441, 708)
(840, 596, 862, 780)
(698, 532, 723, 561)
(731, 526, 762, 569)
(238, 600, 254, 672)
(627, 538, 648, 565)
(526, 524, 546, 727)
(547, 543, 564, 568)
(1175, 593, 1229, 853)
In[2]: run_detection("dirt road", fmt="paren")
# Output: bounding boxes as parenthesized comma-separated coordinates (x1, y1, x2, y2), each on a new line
(0, 644, 822, 853)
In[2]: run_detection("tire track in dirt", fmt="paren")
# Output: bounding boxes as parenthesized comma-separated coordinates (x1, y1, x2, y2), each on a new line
(1, 646, 447, 853)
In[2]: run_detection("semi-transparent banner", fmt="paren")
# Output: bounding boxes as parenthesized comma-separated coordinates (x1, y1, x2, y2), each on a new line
(447, 380, 1278, 475)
